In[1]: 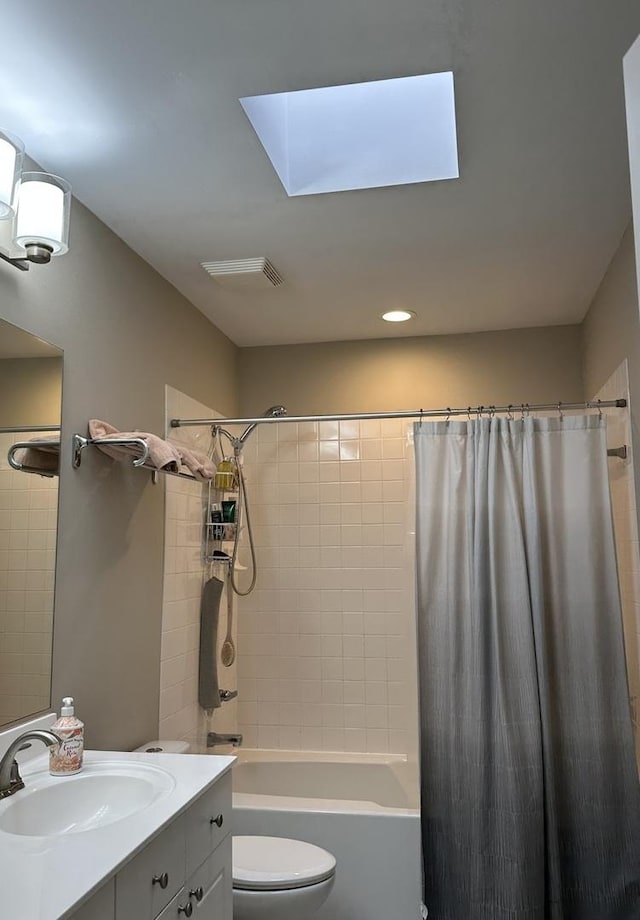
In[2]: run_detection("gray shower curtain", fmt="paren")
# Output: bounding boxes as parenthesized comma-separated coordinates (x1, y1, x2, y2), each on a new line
(415, 414, 640, 919)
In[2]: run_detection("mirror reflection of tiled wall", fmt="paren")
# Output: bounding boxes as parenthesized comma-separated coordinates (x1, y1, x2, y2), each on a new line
(0, 433, 57, 725)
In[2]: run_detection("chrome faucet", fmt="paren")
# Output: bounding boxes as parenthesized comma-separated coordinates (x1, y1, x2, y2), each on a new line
(207, 731, 243, 748)
(0, 730, 62, 799)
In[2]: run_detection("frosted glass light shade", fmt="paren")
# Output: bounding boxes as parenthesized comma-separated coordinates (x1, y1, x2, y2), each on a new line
(14, 172, 71, 256)
(0, 130, 24, 220)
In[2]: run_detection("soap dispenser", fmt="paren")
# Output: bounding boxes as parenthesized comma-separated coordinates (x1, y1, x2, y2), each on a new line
(50, 697, 84, 775)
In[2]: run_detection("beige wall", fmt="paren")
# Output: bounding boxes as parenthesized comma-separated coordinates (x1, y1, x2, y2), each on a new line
(0, 197, 238, 750)
(239, 325, 584, 416)
(0, 357, 62, 427)
(582, 225, 640, 471)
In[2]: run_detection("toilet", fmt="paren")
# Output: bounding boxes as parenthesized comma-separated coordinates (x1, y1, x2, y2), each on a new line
(136, 742, 337, 920)
(232, 835, 336, 920)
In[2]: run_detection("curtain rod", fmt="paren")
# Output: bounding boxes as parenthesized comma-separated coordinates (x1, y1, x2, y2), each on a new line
(0, 425, 61, 434)
(171, 399, 627, 428)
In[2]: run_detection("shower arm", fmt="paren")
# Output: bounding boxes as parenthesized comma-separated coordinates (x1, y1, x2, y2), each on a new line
(211, 425, 242, 452)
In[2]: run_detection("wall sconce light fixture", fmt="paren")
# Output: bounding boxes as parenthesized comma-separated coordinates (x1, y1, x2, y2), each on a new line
(0, 129, 72, 272)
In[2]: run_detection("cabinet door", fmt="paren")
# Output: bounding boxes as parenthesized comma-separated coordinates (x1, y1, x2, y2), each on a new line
(185, 837, 232, 920)
(185, 770, 232, 877)
(71, 880, 115, 920)
(116, 814, 186, 920)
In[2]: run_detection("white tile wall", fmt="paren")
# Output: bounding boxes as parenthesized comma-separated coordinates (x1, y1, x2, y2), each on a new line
(593, 362, 640, 764)
(235, 418, 419, 755)
(158, 387, 238, 744)
(0, 432, 57, 724)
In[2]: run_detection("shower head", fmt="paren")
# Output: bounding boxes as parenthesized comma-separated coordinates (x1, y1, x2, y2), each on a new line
(265, 405, 287, 418)
(238, 405, 288, 445)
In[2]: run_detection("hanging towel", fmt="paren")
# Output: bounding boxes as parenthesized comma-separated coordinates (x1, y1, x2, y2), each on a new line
(177, 445, 217, 481)
(198, 575, 225, 711)
(88, 419, 181, 471)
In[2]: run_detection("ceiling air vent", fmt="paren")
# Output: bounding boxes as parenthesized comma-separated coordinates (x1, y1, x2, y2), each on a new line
(200, 257, 283, 289)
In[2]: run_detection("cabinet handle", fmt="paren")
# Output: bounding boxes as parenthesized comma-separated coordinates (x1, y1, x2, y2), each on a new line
(189, 887, 204, 902)
(210, 813, 224, 827)
(152, 872, 169, 889)
(178, 903, 193, 917)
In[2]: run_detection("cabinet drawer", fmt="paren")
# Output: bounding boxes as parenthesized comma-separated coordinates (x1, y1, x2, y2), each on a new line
(156, 887, 194, 919)
(185, 836, 232, 920)
(116, 814, 186, 920)
(185, 770, 232, 876)
(71, 880, 115, 920)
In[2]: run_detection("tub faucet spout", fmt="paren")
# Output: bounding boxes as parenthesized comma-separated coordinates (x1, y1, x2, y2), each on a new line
(207, 731, 243, 748)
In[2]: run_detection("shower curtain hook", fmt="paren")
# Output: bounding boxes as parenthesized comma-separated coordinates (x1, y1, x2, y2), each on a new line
(557, 401, 563, 419)
(467, 406, 472, 421)
(507, 404, 514, 421)
(445, 407, 451, 423)
(419, 408, 424, 428)
(490, 405, 496, 419)
(597, 399, 603, 419)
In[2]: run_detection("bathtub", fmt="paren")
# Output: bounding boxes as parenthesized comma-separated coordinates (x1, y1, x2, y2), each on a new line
(230, 750, 422, 920)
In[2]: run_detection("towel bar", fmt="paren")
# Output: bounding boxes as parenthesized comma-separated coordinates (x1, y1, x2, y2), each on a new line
(72, 434, 150, 469)
(7, 439, 60, 477)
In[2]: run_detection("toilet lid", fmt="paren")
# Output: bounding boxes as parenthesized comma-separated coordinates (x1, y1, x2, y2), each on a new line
(232, 836, 336, 891)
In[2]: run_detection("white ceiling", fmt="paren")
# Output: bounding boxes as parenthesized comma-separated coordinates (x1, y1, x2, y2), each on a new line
(1, 1, 639, 347)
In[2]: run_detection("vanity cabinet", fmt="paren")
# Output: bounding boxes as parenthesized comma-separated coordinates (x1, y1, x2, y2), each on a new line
(70, 882, 115, 920)
(70, 770, 232, 920)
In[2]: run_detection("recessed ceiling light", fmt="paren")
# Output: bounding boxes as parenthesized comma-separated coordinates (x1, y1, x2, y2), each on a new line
(382, 310, 416, 323)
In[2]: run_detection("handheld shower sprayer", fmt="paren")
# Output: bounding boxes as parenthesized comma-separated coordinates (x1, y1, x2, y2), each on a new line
(213, 405, 287, 596)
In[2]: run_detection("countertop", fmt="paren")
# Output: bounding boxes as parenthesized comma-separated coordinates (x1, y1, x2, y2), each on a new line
(0, 749, 235, 920)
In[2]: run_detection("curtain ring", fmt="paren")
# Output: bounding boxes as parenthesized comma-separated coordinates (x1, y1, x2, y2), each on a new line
(557, 401, 563, 419)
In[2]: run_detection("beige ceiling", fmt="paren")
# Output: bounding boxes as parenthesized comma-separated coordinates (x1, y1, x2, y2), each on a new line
(1, 1, 639, 346)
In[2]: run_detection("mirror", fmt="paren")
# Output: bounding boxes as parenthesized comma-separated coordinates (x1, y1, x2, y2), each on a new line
(0, 318, 62, 727)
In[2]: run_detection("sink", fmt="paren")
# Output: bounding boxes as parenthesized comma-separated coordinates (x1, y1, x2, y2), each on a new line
(0, 760, 175, 837)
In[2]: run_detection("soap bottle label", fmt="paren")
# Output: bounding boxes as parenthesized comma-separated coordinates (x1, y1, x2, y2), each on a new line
(50, 728, 84, 775)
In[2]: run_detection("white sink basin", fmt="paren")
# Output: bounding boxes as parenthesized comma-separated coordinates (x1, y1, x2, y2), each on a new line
(0, 761, 175, 837)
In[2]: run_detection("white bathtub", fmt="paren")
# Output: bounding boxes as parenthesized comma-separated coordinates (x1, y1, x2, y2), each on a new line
(230, 750, 422, 920)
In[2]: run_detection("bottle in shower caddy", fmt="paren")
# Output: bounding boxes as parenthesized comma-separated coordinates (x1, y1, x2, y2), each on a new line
(210, 503, 224, 540)
(214, 458, 237, 491)
(49, 697, 84, 775)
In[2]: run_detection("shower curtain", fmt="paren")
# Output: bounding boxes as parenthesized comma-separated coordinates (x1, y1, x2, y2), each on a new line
(414, 414, 640, 920)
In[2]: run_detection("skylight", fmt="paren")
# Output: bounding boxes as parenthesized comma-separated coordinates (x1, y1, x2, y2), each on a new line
(240, 72, 459, 197)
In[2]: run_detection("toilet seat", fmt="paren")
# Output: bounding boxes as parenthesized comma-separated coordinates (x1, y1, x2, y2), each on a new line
(232, 836, 336, 891)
